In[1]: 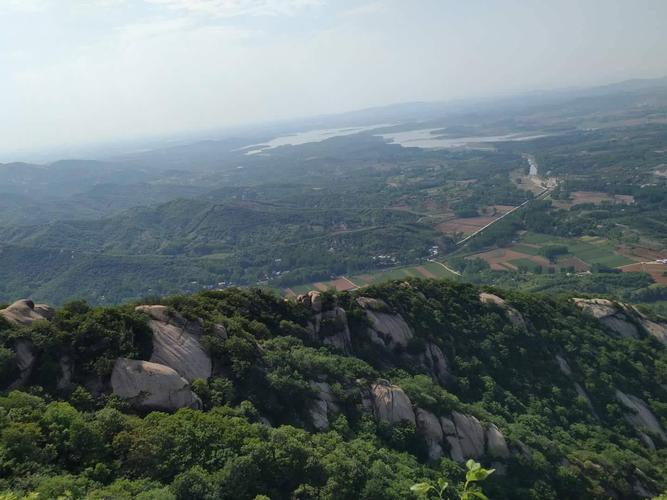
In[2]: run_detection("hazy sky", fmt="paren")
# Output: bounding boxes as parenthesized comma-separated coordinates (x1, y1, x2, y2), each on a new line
(1, 0, 666, 158)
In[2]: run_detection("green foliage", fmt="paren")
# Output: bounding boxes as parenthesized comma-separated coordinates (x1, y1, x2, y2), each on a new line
(411, 460, 495, 499)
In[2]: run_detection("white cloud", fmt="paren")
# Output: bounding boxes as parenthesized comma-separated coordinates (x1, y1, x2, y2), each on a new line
(143, 0, 323, 17)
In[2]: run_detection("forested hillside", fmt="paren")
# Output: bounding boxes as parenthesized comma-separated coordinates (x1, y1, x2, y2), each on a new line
(1, 278, 666, 499)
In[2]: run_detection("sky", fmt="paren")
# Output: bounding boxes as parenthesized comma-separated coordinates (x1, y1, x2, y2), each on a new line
(1, 0, 667, 159)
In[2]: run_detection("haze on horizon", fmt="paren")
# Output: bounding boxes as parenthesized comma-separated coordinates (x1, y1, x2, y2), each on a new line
(1, 0, 666, 160)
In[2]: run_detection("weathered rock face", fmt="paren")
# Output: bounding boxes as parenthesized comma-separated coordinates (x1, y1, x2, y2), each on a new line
(357, 298, 450, 384)
(297, 291, 323, 313)
(486, 424, 510, 459)
(637, 317, 667, 345)
(0, 299, 54, 326)
(440, 416, 464, 463)
(357, 298, 413, 350)
(452, 411, 486, 459)
(616, 390, 667, 443)
(135, 305, 212, 383)
(438, 412, 510, 463)
(574, 298, 667, 345)
(479, 293, 526, 329)
(8, 339, 36, 389)
(57, 355, 73, 391)
(310, 306, 352, 354)
(573, 298, 639, 339)
(308, 381, 340, 431)
(555, 355, 572, 376)
(370, 380, 415, 425)
(110, 358, 201, 411)
(416, 408, 444, 460)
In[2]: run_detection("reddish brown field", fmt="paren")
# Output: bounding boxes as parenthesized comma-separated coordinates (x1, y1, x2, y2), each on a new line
(415, 266, 436, 278)
(620, 263, 667, 284)
(437, 205, 515, 235)
(437, 216, 496, 235)
(618, 245, 667, 261)
(313, 282, 329, 291)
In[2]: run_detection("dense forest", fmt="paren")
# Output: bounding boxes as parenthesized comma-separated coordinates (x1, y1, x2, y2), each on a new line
(1, 278, 666, 499)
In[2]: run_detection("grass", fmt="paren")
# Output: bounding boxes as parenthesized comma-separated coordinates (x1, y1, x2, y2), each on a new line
(518, 232, 633, 267)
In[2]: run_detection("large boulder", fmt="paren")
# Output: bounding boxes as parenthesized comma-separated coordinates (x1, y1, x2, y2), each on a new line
(357, 298, 413, 350)
(616, 390, 667, 443)
(136, 305, 212, 382)
(110, 358, 201, 411)
(419, 342, 450, 385)
(416, 408, 444, 460)
(309, 306, 352, 354)
(441, 416, 465, 463)
(639, 318, 667, 344)
(452, 411, 486, 458)
(308, 381, 340, 431)
(8, 339, 37, 389)
(370, 379, 415, 425)
(479, 293, 526, 329)
(0, 299, 54, 326)
(439, 412, 509, 462)
(297, 291, 323, 313)
(555, 355, 572, 376)
(486, 424, 510, 459)
(573, 298, 639, 339)
(574, 298, 667, 344)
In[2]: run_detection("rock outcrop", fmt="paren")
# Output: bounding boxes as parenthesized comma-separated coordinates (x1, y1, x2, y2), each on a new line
(370, 379, 415, 425)
(479, 293, 526, 329)
(573, 298, 640, 338)
(416, 408, 444, 460)
(308, 306, 352, 354)
(555, 354, 572, 376)
(486, 423, 510, 459)
(616, 390, 667, 445)
(423, 411, 511, 462)
(357, 297, 450, 383)
(308, 381, 340, 431)
(452, 411, 486, 458)
(110, 358, 201, 411)
(136, 305, 212, 382)
(357, 297, 413, 350)
(297, 291, 323, 313)
(8, 340, 37, 389)
(574, 298, 667, 345)
(0, 299, 54, 326)
(419, 342, 450, 385)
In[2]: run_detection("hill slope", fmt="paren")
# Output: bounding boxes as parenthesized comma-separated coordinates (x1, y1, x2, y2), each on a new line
(0, 278, 666, 499)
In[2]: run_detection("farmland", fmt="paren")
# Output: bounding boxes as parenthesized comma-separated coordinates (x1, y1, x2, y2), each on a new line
(468, 232, 635, 273)
(284, 260, 459, 295)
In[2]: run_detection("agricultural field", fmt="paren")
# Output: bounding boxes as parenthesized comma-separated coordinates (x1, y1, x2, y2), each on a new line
(283, 260, 459, 295)
(551, 191, 634, 209)
(468, 232, 636, 273)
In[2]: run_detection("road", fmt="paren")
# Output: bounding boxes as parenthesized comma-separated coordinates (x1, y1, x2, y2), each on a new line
(455, 186, 553, 246)
(427, 259, 462, 276)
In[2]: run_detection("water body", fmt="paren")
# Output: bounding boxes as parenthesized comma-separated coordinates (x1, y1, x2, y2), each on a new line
(240, 124, 390, 155)
(376, 128, 548, 149)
